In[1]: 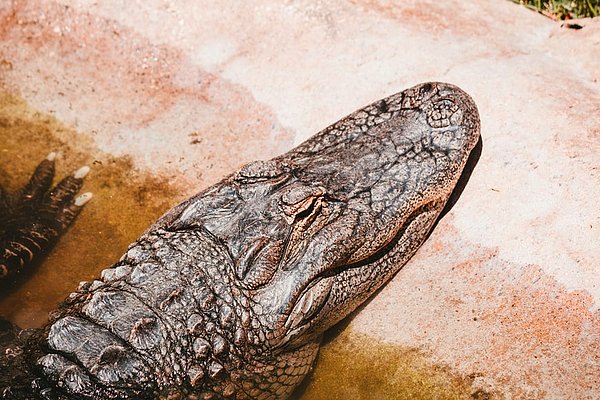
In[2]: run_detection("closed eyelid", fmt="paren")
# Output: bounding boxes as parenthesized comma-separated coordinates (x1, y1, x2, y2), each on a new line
(235, 238, 286, 290)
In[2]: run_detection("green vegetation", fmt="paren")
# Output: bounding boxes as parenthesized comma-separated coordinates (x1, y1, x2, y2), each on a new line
(513, 0, 599, 19)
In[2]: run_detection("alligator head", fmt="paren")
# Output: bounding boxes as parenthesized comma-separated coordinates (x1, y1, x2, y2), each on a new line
(23, 82, 480, 400)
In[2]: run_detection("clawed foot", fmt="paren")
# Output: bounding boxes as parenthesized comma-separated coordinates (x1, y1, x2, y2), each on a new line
(0, 153, 91, 281)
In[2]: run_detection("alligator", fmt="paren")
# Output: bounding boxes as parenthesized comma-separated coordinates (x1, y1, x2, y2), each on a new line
(0, 82, 480, 399)
(0, 152, 92, 282)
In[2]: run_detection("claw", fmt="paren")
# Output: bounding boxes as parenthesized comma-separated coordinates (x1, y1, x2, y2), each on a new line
(73, 166, 90, 180)
(74, 192, 93, 207)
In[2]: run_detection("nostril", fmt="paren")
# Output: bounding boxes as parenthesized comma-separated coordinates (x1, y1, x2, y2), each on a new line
(376, 99, 389, 113)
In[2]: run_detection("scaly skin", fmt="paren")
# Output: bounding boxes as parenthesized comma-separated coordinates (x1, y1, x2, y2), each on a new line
(0, 153, 91, 283)
(0, 82, 480, 399)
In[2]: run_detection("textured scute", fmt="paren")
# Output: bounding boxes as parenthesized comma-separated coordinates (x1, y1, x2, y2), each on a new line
(51, 230, 251, 398)
(38, 353, 94, 396)
(45, 315, 152, 393)
(90, 345, 147, 384)
(129, 317, 161, 350)
(129, 262, 158, 285)
(83, 289, 163, 352)
(47, 316, 120, 368)
(84, 291, 127, 322)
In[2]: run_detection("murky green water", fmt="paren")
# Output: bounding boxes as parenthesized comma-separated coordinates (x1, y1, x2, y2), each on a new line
(0, 90, 475, 399)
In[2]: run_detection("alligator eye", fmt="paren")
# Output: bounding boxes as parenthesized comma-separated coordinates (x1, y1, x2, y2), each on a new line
(235, 237, 284, 289)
